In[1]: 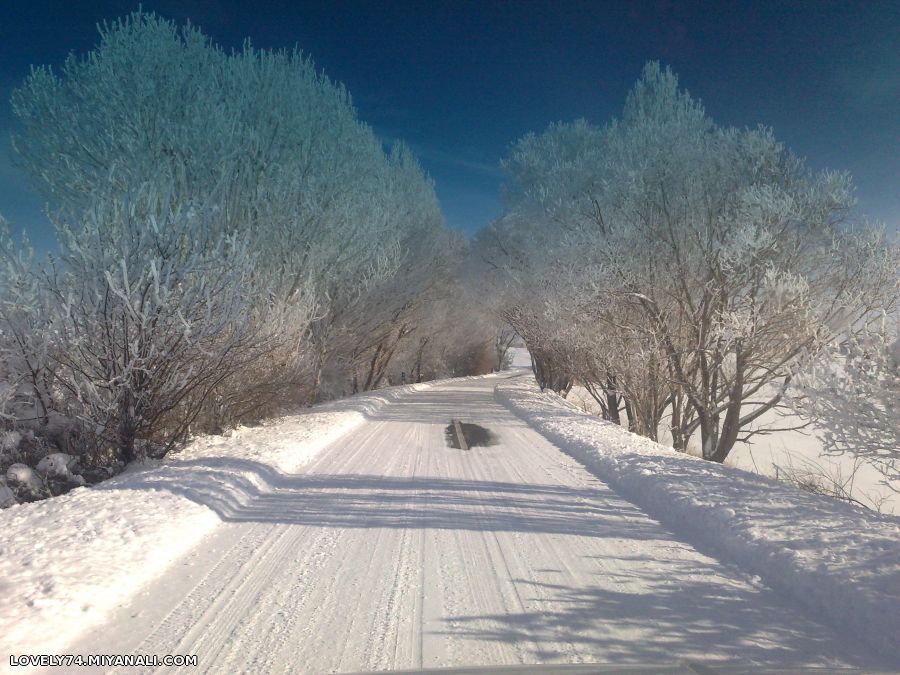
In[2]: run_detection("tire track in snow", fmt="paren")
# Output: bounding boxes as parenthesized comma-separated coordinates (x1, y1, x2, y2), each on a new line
(277, 423, 407, 673)
(333, 426, 412, 673)
(365, 428, 422, 671)
(425, 415, 530, 668)
(486, 427, 590, 663)
(117, 421, 392, 674)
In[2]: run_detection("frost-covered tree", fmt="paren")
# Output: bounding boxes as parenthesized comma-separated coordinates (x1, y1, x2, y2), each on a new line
(11, 10, 455, 422)
(306, 143, 455, 399)
(490, 62, 900, 462)
(472, 212, 560, 390)
(9, 13, 333, 419)
(0, 218, 57, 427)
(493, 324, 518, 371)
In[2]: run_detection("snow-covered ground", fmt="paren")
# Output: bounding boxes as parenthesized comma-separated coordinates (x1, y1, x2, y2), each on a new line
(497, 377, 900, 661)
(3, 371, 898, 672)
(724, 416, 899, 514)
(0, 382, 432, 664)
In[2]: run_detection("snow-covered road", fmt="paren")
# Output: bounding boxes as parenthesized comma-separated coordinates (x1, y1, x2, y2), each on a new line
(62, 375, 884, 673)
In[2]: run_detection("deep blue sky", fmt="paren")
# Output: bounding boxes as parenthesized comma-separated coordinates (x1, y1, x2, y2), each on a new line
(1, 0, 897, 249)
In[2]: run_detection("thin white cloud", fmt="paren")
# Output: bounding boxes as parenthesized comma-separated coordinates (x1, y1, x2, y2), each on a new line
(375, 133, 505, 179)
(414, 145, 504, 179)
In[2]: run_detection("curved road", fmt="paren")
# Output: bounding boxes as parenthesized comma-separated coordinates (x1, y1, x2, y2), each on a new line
(66, 375, 881, 673)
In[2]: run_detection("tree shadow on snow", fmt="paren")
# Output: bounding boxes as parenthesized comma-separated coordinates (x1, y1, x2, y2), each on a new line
(97, 455, 892, 671)
(100, 456, 667, 539)
(355, 388, 525, 425)
(435, 558, 887, 671)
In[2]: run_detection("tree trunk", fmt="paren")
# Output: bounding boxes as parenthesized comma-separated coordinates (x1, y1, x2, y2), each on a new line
(669, 390, 689, 451)
(308, 354, 325, 405)
(605, 374, 621, 425)
(307, 321, 332, 405)
(363, 344, 383, 391)
(414, 337, 428, 383)
(624, 399, 637, 433)
(118, 394, 138, 464)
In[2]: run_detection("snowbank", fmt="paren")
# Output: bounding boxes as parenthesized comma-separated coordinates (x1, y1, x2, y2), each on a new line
(0, 481, 219, 663)
(0, 381, 431, 660)
(495, 377, 900, 662)
(179, 380, 433, 474)
(566, 383, 900, 514)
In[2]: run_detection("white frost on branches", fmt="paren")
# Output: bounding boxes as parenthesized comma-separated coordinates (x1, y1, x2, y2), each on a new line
(477, 62, 900, 464)
(2, 10, 470, 475)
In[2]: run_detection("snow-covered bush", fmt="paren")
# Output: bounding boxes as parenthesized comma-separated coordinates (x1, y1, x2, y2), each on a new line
(45, 194, 288, 463)
(0, 432, 90, 504)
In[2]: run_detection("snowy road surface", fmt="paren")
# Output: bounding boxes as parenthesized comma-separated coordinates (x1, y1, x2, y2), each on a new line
(62, 375, 885, 673)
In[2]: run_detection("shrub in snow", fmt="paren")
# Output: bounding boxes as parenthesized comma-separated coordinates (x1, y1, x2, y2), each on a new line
(0, 429, 52, 467)
(6, 463, 46, 502)
(0, 423, 98, 508)
(47, 198, 278, 463)
(0, 430, 22, 454)
(35, 453, 86, 496)
(35, 452, 77, 479)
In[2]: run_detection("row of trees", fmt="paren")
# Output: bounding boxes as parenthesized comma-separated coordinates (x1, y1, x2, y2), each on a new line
(475, 62, 899, 464)
(0, 11, 496, 477)
(5, 15, 890, 492)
